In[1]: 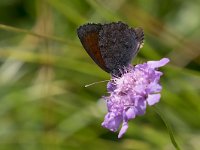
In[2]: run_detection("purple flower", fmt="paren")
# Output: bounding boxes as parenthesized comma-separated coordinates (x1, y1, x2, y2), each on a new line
(101, 58, 170, 138)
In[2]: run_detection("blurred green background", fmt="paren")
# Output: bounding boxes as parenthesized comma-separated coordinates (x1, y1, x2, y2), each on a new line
(0, 0, 200, 149)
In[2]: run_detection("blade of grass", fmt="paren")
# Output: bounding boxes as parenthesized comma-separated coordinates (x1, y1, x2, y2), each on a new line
(0, 24, 71, 44)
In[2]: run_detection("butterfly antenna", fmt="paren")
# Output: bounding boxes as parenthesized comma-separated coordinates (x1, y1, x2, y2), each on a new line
(85, 80, 110, 87)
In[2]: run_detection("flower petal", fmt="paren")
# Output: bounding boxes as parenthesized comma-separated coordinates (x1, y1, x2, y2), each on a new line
(147, 94, 161, 106)
(134, 98, 147, 116)
(147, 82, 162, 93)
(147, 58, 170, 69)
(118, 121, 128, 138)
(101, 113, 123, 132)
(125, 107, 136, 120)
(107, 82, 116, 92)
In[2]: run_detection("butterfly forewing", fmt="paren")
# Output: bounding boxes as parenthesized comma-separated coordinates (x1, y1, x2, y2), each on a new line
(77, 24, 109, 72)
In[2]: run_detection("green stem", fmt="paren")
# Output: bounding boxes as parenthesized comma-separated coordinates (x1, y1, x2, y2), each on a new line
(153, 106, 181, 150)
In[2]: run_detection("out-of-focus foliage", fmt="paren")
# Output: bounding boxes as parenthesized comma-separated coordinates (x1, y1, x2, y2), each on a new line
(0, 0, 199, 149)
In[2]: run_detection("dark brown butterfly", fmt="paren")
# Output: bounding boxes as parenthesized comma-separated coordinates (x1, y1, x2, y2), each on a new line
(77, 21, 144, 76)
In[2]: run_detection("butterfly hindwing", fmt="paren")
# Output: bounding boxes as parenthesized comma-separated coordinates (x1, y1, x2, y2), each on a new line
(99, 22, 141, 75)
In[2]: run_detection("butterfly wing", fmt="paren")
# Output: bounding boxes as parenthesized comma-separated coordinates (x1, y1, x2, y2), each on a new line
(99, 22, 144, 75)
(77, 23, 109, 72)
(77, 22, 144, 75)
(133, 27, 144, 49)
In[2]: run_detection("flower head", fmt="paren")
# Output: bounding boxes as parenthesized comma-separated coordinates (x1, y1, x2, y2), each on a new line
(101, 58, 170, 138)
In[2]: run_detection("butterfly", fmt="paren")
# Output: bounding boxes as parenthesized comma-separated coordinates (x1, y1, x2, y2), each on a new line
(77, 21, 144, 76)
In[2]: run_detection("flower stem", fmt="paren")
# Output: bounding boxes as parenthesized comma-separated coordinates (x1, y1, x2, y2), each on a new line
(153, 106, 181, 150)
